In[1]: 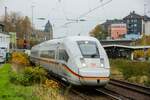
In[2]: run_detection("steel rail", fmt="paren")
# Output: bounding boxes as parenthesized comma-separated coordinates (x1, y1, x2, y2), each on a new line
(47, 73, 91, 100)
(110, 79, 150, 96)
(95, 88, 123, 100)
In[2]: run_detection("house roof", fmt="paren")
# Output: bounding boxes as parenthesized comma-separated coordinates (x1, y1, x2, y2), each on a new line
(101, 19, 125, 25)
(123, 11, 142, 19)
(142, 15, 150, 21)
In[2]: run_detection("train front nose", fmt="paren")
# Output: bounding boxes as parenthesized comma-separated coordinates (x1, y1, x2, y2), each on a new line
(78, 58, 110, 86)
(79, 67, 109, 86)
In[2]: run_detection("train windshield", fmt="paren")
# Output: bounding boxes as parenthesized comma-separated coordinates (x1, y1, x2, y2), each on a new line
(77, 41, 100, 58)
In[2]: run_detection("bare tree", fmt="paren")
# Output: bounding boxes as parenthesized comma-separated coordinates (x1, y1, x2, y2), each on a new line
(0, 12, 32, 48)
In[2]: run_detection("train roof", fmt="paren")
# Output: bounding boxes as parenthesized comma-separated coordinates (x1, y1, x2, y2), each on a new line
(45, 36, 97, 43)
(63, 36, 97, 42)
(31, 36, 98, 50)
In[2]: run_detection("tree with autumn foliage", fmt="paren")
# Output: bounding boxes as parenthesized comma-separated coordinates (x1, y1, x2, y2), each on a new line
(3, 12, 32, 38)
(89, 24, 107, 40)
(1, 12, 33, 48)
(135, 35, 150, 46)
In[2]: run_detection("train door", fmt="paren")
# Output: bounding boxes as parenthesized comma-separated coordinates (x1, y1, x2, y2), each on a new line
(56, 44, 65, 77)
(55, 45, 60, 75)
(56, 44, 69, 78)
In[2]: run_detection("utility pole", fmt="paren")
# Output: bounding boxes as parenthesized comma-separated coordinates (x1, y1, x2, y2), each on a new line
(4, 6, 7, 32)
(31, 5, 35, 37)
(31, 5, 34, 31)
(144, 0, 149, 16)
(29, 5, 35, 49)
(144, 3, 147, 15)
(5, 6, 7, 21)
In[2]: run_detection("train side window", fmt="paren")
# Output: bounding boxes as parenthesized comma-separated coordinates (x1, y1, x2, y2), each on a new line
(31, 51, 38, 57)
(48, 50, 55, 59)
(40, 50, 55, 59)
(59, 49, 69, 62)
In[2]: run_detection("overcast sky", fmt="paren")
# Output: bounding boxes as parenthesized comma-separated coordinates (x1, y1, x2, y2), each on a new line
(0, 0, 150, 37)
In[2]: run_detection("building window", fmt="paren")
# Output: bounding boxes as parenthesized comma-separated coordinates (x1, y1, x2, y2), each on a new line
(134, 24, 137, 27)
(134, 19, 137, 22)
(0, 27, 2, 32)
(143, 24, 145, 33)
(59, 49, 69, 62)
(0, 36, 2, 42)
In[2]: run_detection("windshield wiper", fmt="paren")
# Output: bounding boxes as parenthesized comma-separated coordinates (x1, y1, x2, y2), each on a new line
(91, 54, 98, 58)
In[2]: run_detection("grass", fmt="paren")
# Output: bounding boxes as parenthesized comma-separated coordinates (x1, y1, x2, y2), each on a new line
(110, 59, 150, 86)
(0, 64, 38, 100)
(0, 51, 66, 100)
(0, 64, 66, 100)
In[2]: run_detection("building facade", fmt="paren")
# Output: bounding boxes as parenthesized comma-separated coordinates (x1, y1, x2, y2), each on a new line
(0, 33, 10, 50)
(31, 20, 53, 45)
(0, 22, 4, 32)
(101, 11, 150, 40)
(123, 11, 143, 35)
(110, 23, 127, 39)
(0, 33, 10, 62)
(44, 20, 53, 40)
(142, 15, 150, 35)
(144, 22, 150, 35)
(101, 19, 125, 34)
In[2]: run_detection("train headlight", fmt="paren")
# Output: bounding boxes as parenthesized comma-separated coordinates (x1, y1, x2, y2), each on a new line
(82, 63, 86, 67)
(100, 58, 105, 67)
(80, 58, 86, 67)
(101, 63, 104, 67)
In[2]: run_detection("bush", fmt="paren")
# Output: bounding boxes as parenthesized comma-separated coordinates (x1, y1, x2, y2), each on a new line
(9, 72, 31, 86)
(110, 59, 150, 86)
(9, 67, 47, 86)
(11, 52, 30, 65)
(133, 50, 145, 59)
(146, 49, 150, 58)
(24, 67, 47, 84)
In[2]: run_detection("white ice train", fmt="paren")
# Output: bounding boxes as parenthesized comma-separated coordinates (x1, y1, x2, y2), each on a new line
(30, 36, 110, 86)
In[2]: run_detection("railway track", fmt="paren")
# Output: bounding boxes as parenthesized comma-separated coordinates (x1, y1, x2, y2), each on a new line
(47, 73, 111, 100)
(69, 87, 92, 100)
(47, 73, 150, 100)
(96, 79, 150, 100)
(110, 79, 150, 96)
(47, 74, 91, 100)
(96, 88, 123, 100)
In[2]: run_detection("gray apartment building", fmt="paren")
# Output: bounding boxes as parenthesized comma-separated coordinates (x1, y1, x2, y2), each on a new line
(123, 11, 143, 35)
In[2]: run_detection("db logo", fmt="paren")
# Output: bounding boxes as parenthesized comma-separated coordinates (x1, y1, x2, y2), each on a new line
(91, 63, 96, 67)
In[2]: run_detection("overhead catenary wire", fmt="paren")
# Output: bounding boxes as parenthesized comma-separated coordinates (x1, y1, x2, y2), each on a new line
(57, 0, 68, 21)
(77, 0, 112, 19)
(53, 0, 113, 34)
